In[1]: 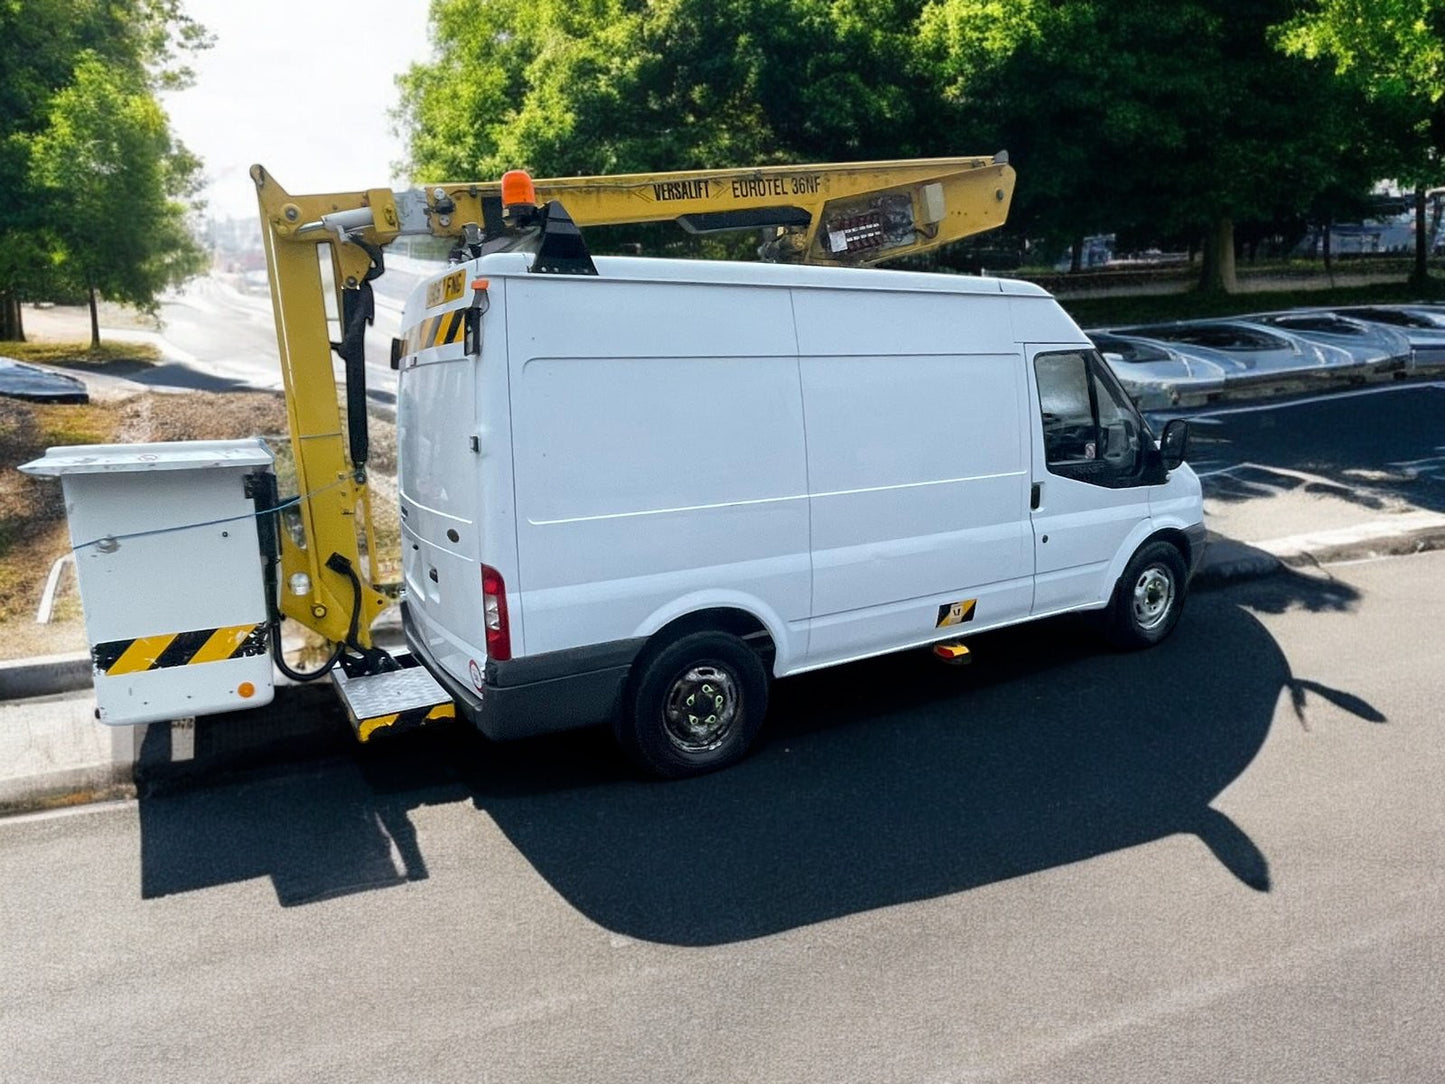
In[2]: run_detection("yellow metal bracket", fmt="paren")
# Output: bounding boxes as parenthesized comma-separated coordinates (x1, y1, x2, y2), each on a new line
(252, 165, 390, 647)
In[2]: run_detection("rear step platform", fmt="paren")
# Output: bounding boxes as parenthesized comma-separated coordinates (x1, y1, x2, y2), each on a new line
(331, 656, 456, 742)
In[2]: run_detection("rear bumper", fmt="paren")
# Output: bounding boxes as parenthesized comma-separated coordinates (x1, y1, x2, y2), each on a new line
(402, 602, 643, 741)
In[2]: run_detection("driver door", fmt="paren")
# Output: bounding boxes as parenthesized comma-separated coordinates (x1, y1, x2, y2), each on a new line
(1027, 346, 1154, 615)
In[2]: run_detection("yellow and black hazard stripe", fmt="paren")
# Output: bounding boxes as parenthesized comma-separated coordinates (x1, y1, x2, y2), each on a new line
(935, 599, 977, 628)
(352, 702, 456, 743)
(402, 308, 467, 357)
(92, 623, 269, 677)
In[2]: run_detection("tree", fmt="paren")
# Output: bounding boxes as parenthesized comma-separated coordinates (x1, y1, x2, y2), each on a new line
(0, 0, 208, 343)
(30, 53, 207, 347)
(1278, 0, 1445, 285)
(919, 0, 1375, 291)
(396, 0, 934, 181)
(396, 0, 1382, 291)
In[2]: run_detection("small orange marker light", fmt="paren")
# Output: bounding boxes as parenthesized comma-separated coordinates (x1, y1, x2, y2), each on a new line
(471, 277, 490, 290)
(500, 169, 537, 209)
(238, 681, 256, 699)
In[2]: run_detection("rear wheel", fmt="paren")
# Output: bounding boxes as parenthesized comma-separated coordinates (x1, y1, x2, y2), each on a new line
(1103, 540, 1188, 649)
(616, 630, 769, 779)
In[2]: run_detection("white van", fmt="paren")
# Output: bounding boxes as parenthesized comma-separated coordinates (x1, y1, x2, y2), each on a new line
(397, 253, 1204, 777)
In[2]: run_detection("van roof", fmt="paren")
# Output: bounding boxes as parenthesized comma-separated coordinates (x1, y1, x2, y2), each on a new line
(468, 251, 1049, 298)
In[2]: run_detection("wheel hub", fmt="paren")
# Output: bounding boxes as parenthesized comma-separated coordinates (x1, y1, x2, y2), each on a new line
(663, 664, 739, 752)
(1132, 566, 1174, 630)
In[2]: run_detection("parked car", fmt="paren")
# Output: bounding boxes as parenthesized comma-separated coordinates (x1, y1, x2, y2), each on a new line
(1109, 320, 1356, 394)
(1330, 306, 1445, 368)
(1250, 311, 1412, 377)
(1087, 331, 1229, 410)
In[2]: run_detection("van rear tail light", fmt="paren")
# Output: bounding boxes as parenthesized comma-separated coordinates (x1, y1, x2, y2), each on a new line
(480, 563, 511, 661)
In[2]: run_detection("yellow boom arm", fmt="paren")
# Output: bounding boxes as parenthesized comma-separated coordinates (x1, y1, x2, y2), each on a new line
(251, 154, 1016, 651)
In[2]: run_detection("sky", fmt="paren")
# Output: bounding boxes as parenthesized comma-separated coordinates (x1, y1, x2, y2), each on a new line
(163, 0, 434, 221)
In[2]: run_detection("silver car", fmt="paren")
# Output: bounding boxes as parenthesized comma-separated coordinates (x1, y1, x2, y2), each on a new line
(1087, 332, 1229, 410)
(1250, 311, 1412, 377)
(1330, 306, 1445, 369)
(1109, 320, 1355, 394)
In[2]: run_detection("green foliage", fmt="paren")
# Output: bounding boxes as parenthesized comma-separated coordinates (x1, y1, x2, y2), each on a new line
(396, 0, 934, 180)
(1279, 1, 1445, 103)
(30, 53, 207, 310)
(0, 0, 207, 323)
(395, 0, 1414, 290)
(920, 0, 1375, 247)
(1279, 0, 1445, 183)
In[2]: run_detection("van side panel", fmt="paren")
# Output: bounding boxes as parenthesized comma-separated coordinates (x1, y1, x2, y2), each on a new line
(506, 277, 810, 664)
(791, 288, 1034, 667)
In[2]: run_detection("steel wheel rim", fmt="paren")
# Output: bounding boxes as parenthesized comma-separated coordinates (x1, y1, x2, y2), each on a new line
(1132, 565, 1175, 630)
(662, 664, 740, 753)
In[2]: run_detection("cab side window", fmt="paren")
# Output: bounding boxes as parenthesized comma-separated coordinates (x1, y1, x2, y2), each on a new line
(1034, 350, 1146, 486)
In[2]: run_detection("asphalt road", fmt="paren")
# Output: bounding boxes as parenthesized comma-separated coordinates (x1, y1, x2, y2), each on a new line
(1185, 382, 1445, 509)
(2, 551, 1441, 1081)
(156, 273, 410, 404)
(108, 266, 430, 406)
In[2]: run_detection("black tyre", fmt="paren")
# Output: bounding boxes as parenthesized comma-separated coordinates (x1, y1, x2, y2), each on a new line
(1103, 540, 1188, 649)
(616, 630, 769, 779)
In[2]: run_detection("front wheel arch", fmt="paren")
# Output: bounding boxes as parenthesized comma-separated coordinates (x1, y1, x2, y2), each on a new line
(1102, 539, 1189, 650)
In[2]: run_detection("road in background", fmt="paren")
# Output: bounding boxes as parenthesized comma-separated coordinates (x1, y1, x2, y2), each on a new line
(154, 262, 440, 406)
(2, 551, 1441, 1082)
(16, 258, 444, 405)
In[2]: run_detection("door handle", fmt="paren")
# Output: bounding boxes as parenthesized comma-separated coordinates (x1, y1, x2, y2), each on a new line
(1030, 482, 1042, 510)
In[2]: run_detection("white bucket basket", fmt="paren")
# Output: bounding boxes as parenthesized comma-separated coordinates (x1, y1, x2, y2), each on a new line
(21, 439, 277, 725)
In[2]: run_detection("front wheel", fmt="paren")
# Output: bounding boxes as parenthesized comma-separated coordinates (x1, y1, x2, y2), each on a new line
(1103, 541, 1188, 649)
(615, 630, 769, 779)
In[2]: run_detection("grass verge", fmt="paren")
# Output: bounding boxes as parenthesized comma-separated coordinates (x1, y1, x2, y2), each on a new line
(1, 340, 162, 371)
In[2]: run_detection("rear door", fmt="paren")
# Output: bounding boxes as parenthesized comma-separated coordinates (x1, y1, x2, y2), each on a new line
(1027, 346, 1153, 615)
(397, 286, 491, 688)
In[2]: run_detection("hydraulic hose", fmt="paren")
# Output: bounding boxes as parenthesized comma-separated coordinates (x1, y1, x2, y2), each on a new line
(271, 622, 344, 683)
(268, 553, 363, 683)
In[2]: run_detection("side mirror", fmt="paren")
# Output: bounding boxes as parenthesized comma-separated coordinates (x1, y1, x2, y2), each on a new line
(1160, 418, 1189, 470)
